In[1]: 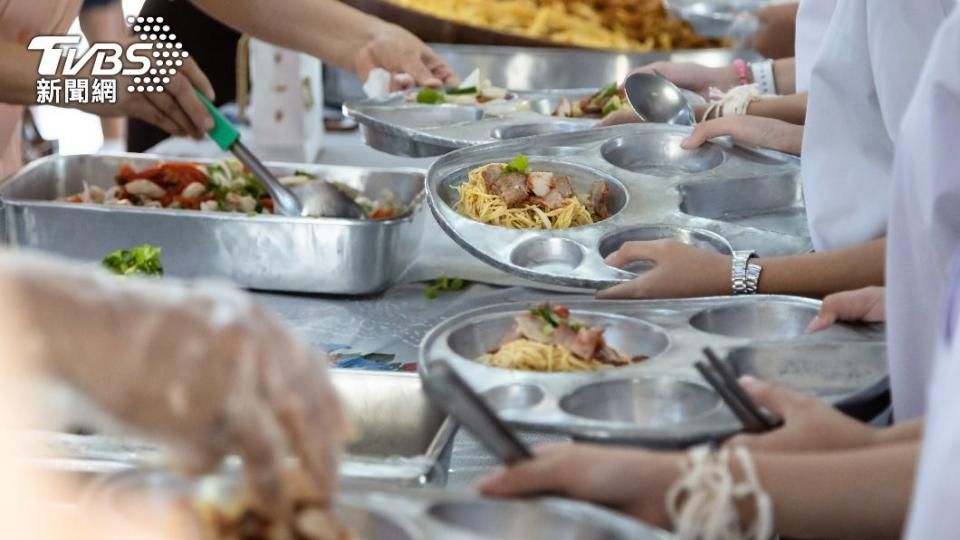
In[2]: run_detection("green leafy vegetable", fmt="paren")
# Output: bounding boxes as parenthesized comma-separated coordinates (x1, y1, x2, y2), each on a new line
(601, 95, 623, 117)
(102, 244, 164, 277)
(445, 86, 478, 95)
(528, 303, 561, 327)
(503, 154, 529, 174)
(416, 88, 445, 104)
(425, 276, 468, 299)
(590, 82, 618, 108)
(292, 170, 317, 179)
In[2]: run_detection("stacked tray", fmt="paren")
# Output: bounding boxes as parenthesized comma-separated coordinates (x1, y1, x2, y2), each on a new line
(420, 296, 886, 448)
(0, 153, 426, 295)
(87, 467, 671, 540)
(426, 123, 808, 289)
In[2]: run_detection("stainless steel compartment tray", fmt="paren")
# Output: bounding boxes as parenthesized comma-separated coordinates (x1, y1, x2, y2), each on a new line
(420, 296, 886, 447)
(87, 467, 671, 540)
(0, 153, 426, 295)
(345, 89, 600, 157)
(326, 43, 761, 106)
(427, 123, 808, 289)
(17, 370, 455, 488)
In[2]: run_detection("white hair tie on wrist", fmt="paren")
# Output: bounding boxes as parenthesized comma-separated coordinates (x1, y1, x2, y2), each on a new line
(701, 84, 762, 122)
(665, 445, 774, 540)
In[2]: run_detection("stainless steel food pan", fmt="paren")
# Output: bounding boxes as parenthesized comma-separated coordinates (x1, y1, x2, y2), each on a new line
(16, 370, 456, 489)
(0, 153, 426, 294)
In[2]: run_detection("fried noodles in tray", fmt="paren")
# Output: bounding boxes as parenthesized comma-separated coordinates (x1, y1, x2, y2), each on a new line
(479, 303, 648, 372)
(386, 0, 725, 51)
(454, 155, 610, 229)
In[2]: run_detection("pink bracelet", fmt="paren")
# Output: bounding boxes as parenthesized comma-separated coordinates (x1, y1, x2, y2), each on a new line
(732, 59, 750, 86)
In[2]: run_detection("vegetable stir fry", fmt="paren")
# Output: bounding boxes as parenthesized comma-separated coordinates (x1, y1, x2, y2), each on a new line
(62, 160, 407, 220)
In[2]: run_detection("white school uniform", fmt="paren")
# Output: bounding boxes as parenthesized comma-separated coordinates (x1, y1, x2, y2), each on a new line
(904, 260, 960, 539)
(800, 0, 954, 251)
(886, 3, 960, 422)
(794, 0, 836, 93)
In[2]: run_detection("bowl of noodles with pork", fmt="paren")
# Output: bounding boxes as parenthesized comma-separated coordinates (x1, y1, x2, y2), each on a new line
(452, 154, 625, 229)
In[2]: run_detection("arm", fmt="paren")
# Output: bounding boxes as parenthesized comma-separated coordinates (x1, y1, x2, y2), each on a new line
(0, 42, 42, 105)
(480, 441, 918, 540)
(598, 238, 885, 300)
(773, 57, 796, 96)
(746, 92, 806, 124)
(756, 443, 917, 540)
(189, 0, 457, 86)
(79, 0, 128, 144)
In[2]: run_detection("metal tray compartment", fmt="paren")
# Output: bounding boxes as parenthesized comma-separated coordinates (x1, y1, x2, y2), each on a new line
(87, 467, 670, 540)
(420, 296, 886, 447)
(426, 123, 807, 289)
(0, 153, 426, 295)
(17, 370, 455, 489)
(325, 43, 761, 107)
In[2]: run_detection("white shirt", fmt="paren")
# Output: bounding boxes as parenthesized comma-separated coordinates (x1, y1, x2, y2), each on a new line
(904, 261, 960, 539)
(800, 0, 953, 251)
(886, 2, 960, 422)
(794, 0, 836, 93)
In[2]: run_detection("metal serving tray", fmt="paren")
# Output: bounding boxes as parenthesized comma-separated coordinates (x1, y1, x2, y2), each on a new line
(17, 371, 456, 489)
(420, 296, 887, 448)
(427, 123, 807, 289)
(0, 153, 426, 295)
(87, 467, 671, 540)
(325, 43, 761, 107)
(345, 89, 595, 157)
(663, 0, 767, 38)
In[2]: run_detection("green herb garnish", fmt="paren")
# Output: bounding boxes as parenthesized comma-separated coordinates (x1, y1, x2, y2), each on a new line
(102, 244, 164, 277)
(528, 303, 561, 327)
(445, 86, 478, 95)
(292, 170, 317, 179)
(590, 81, 618, 108)
(416, 88, 445, 104)
(601, 95, 623, 117)
(503, 154, 529, 174)
(425, 276, 467, 299)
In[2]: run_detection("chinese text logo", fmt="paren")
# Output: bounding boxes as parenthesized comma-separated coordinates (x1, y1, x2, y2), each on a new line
(29, 16, 188, 106)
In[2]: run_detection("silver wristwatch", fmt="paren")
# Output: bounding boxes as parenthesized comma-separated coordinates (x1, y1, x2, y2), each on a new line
(731, 250, 762, 295)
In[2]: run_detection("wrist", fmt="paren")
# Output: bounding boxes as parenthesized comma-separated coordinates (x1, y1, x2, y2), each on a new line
(714, 66, 744, 91)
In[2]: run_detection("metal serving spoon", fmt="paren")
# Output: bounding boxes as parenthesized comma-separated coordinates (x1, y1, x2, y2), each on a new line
(195, 91, 367, 219)
(623, 71, 697, 126)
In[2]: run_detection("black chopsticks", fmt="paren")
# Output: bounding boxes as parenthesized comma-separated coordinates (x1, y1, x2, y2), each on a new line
(695, 347, 783, 433)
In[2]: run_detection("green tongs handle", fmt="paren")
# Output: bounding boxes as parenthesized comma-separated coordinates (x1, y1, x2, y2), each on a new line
(194, 89, 239, 151)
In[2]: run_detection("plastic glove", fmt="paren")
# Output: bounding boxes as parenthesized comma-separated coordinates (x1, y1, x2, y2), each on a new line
(0, 249, 349, 512)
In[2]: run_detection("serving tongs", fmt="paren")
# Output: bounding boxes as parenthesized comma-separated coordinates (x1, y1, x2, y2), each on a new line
(696, 347, 783, 433)
(194, 90, 367, 219)
(423, 361, 532, 465)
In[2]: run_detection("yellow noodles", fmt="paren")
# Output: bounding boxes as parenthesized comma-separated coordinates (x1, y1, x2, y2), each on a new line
(454, 164, 595, 229)
(479, 339, 612, 372)
(386, 0, 725, 51)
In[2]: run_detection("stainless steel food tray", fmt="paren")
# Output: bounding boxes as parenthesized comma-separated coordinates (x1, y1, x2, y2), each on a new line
(86, 467, 672, 540)
(325, 43, 762, 106)
(427, 123, 808, 289)
(17, 370, 456, 489)
(345, 88, 605, 157)
(420, 296, 886, 447)
(0, 153, 426, 295)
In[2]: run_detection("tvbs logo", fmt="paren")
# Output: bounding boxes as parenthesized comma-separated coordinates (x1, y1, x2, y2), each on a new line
(28, 16, 185, 104)
(29, 35, 152, 77)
